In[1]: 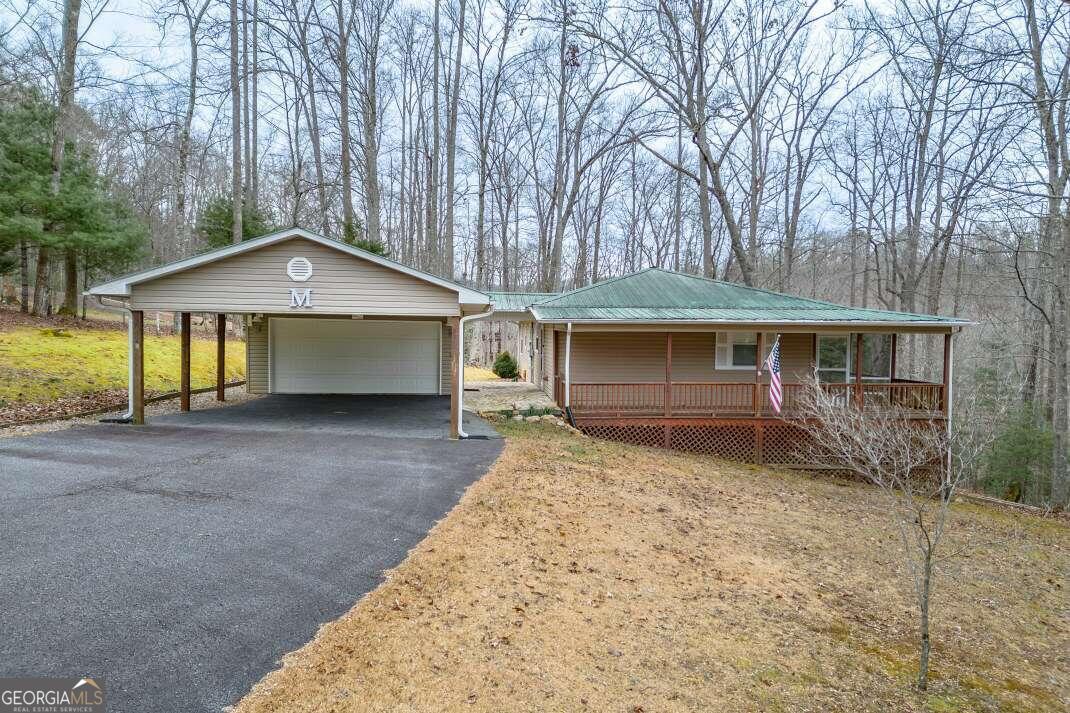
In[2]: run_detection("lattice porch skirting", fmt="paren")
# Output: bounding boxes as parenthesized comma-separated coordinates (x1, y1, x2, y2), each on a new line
(574, 418, 820, 467)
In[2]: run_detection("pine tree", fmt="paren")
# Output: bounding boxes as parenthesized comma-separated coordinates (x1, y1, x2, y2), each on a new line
(0, 92, 146, 312)
(194, 195, 274, 250)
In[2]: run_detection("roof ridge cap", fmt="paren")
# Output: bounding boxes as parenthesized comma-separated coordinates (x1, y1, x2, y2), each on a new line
(538, 268, 658, 305)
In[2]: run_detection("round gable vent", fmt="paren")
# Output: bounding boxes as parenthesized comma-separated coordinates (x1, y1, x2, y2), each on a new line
(287, 257, 313, 282)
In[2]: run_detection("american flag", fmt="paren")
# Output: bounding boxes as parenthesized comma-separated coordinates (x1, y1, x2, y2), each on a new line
(766, 337, 783, 414)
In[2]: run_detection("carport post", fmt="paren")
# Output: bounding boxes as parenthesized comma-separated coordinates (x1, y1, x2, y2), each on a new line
(180, 312, 191, 411)
(449, 316, 461, 439)
(216, 313, 226, 401)
(132, 310, 145, 424)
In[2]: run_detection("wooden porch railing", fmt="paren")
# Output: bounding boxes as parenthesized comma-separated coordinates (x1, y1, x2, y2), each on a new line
(569, 381, 666, 415)
(671, 382, 753, 414)
(566, 380, 946, 418)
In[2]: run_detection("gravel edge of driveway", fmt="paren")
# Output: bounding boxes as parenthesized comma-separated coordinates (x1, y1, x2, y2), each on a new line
(0, 385, 261, 439)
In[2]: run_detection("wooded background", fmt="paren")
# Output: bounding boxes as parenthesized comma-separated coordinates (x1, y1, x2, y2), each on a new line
(0, 0, 1066, 506)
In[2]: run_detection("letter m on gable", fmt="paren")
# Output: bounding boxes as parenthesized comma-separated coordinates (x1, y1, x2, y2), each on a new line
(289, 288, 313, 308)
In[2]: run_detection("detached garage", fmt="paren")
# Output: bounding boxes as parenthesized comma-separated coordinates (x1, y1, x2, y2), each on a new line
(87, 228, 492, 438)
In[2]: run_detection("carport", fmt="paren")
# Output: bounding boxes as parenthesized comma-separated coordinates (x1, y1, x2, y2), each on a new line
(87, 228, 492, 438)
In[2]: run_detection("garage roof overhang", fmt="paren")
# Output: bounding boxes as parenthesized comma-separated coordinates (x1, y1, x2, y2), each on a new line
(87, 227, 490, 308)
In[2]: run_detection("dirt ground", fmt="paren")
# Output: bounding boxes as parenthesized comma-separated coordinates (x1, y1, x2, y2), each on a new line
(233, 423, 1068, 713)
(463, 379, 558, 413)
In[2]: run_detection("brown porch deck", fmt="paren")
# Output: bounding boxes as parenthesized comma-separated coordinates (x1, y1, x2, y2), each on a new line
(556, 379, 946, 467)
(559, 379, 946, 420)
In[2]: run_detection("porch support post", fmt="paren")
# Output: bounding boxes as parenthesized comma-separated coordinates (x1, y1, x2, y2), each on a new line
(665, 332, 672, 417)
(945, 332, 954, 475)
(854, 332, 864, 409)
(754, 331, 763, 415)
(564, 322, 572, 409)
(180, 312, 191, 411)
(890, 333, 898, 381)
(216, 314, 226, 401)
(941, 332, 952, 415)
(132, 310, 145, 424)
(449, 316, 460, 440)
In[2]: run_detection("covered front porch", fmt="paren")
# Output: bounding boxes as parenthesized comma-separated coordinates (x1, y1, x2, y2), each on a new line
(553, 329, 952, 421)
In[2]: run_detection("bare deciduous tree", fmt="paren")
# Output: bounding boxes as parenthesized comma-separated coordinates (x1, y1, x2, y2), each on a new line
(795, 375, 994, 691)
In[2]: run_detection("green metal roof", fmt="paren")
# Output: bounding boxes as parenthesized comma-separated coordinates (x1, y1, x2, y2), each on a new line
(487, 291, 557, 312)
(528, 268, 969, 325)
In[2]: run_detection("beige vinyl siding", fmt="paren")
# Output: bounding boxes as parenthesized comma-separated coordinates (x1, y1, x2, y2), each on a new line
(441, 323, 452, 395)
(130, 238, 460, 315)
(777, 332, 813, 381)
(672, 333, 717, 381)
(246, 320, 269, 394)
(541, 325, 554, 398)
(569, 332, 665, 383)
(565, 330, 813, 384)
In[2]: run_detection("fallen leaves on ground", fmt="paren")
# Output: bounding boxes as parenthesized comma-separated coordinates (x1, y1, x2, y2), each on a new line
(0, 388, 131, 425)
(234, 423, 1069, 713)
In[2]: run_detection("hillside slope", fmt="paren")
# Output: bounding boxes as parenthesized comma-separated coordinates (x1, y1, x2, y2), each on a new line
(0, 307, 244, 422)
(235, 424, 1068, 713)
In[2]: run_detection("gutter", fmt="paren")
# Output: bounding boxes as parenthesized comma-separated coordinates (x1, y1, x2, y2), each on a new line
(457, 305, 495, 438)
(528, 314, 974, 328)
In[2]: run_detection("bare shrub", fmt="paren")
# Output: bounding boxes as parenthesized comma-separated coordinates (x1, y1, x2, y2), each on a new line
(794, 374, 994, 691)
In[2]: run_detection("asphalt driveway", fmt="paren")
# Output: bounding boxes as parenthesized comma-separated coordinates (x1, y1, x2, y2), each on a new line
(0, 395, 503, 713)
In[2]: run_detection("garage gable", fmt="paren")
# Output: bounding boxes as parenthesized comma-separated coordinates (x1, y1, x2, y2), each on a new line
(126, 236, 461, 316)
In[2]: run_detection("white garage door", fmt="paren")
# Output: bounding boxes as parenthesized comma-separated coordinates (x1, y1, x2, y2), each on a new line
(270, 318, 440, 394)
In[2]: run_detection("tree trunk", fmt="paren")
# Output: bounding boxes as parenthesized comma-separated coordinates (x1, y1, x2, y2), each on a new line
(38, 0, 82, 317)
(242, 0, 251, 198)
(32, 246, 50, 316)
(673, 119, 682, 272)
(229, 0, 243, 244)
(361, 61, 382, 246)
(250, 0, 259, 208)
(299, 18, 328, 234)
(177, 1, 205, 256)
(697, 150, 714, 278)
(917, 556, 933, 691)
(336, 3, 355, 241)
(60, 248, 77, 315)
(442, 0, 466, 278)
(19, 240, 28, 313)
(426, 0, 441, 267)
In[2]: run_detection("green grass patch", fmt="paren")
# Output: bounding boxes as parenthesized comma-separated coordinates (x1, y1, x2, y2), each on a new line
(0, 326, 245, 406)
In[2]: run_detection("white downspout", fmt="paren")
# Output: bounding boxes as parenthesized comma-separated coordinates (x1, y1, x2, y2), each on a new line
(92, 296, 136, 422)
(458, 305, 495, 438)
(564, 322, 572, 409)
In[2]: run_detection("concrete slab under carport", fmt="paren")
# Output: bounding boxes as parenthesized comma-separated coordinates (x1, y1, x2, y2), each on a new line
(0, 397, 502, 713)
(149, 393, 500, 440)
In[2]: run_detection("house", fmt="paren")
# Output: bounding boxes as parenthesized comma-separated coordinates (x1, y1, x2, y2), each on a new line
(491, 268, 968, 466)
(88, 228, 967, 464)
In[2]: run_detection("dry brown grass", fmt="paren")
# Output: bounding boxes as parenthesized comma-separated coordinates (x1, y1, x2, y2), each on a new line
(234, 423, 1069, 713)
(464, 365, 499, 381)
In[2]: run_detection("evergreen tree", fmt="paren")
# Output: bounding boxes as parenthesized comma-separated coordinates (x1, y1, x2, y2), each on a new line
(339, 216, 387, 256)
(492, 351, 519, 380)
(195, 196, 274, 250)
(349, 237, 388, 256)
(0, 92, 146, 313)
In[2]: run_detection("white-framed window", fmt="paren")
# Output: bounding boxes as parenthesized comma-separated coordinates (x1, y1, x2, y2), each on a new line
(816, 333, 893, 383)
(715, 331, 775, 370)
